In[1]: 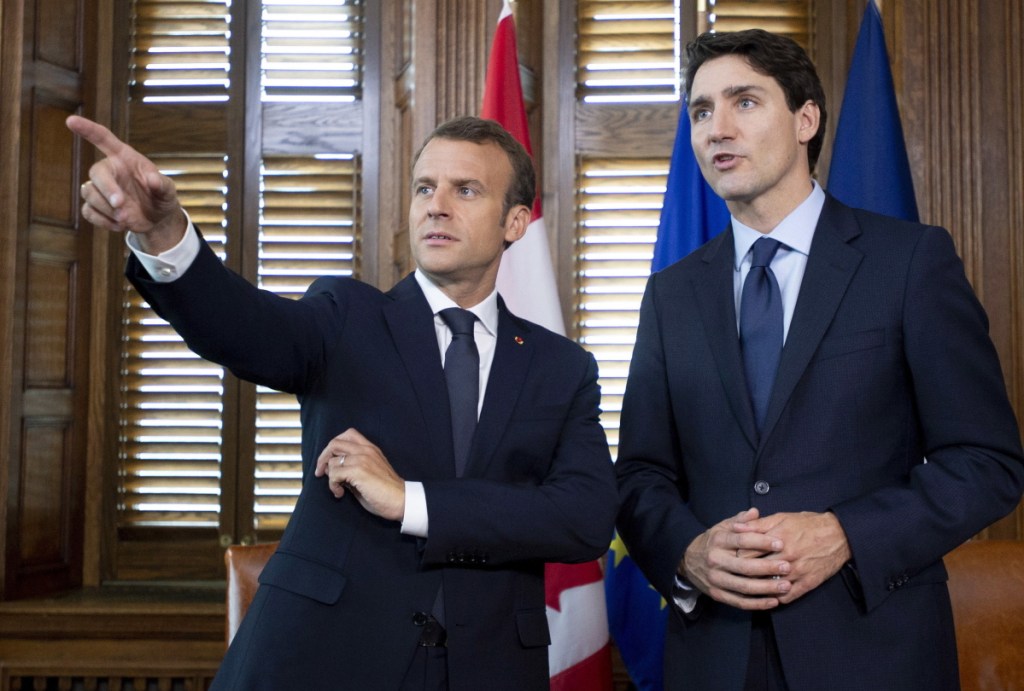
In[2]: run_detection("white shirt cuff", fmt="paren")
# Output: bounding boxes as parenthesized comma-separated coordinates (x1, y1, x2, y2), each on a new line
(400, 481, 428, 537)
(672, 573, 700, 614)
(126, 210, 200, 282)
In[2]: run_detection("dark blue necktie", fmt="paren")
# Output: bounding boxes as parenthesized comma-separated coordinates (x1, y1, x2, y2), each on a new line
(740, 237, 784, 432)
(440, 308, 479, 476)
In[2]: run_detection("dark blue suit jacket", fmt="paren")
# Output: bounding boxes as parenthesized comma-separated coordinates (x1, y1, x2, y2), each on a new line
(127, 235, 618, 691)
(616, 196, 1024, 691)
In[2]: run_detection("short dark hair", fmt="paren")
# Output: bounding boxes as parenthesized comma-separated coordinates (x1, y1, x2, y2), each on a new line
(684, 29, 827, 173)
(413, 116, 536, 220)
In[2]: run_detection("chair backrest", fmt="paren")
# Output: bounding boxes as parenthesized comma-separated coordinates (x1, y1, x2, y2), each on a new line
(224, 541, 279, 645)
(945, 539, 1024, 691)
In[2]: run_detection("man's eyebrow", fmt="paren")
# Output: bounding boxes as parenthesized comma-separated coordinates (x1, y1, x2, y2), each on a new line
(688, 95, 712, 115)
(410, 175, 486, 191)
(723, 84, 764, 98)
(689, 84, 767, 114)
(449, 177, 484, 189)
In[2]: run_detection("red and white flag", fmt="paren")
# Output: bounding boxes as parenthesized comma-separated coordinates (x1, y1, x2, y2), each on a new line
(482, 0, 564, 334)
(482, 3, 613, 690)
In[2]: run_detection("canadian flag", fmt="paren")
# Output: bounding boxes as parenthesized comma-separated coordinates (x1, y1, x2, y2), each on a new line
(482, 3, 614, 690)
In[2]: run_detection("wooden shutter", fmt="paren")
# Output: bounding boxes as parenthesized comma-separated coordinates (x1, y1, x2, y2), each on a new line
(131, 0, 232, 102)
(577, 0, 679, 102)
(575, 157, 669, 457)
(254, 154, 358, 530)
(706, 1, 809, 48)
(120, 155, 229, 529)
(261, 1, 363, 102)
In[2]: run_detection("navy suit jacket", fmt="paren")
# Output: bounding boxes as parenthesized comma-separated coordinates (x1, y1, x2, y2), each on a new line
(616, 195, 1024, 691)
(127, 235, 618, 691)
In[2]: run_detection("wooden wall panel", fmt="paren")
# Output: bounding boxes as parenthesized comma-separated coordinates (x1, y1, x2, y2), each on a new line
(35, 0, 79, 70)
(2, 0, 90, 599)
(435, 0, 492, 122)
(17, 424, 69, 564)
(24, 259, 73, 386)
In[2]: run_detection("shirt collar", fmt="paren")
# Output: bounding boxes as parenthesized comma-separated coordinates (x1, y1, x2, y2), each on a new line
(732, 180, 826, 269)
(414, 269, 499, 337)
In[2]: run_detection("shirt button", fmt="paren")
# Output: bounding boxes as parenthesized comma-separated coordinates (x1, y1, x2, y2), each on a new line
(158, 267, 173, 277)
(753, 480, 770, 495)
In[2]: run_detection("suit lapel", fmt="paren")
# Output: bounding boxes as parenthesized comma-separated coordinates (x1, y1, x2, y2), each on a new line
(759, 197, 864, 443)
(383, 274, 456, 477)
(465, 299, 534, 476)
(692, 228, 760, 450)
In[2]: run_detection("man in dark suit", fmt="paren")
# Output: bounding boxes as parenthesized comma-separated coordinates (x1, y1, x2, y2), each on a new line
(615, 29, 1024, 691)
(67, 114, 618, 691)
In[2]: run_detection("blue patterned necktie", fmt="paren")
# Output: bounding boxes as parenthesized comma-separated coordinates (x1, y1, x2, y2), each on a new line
(740, 237, 784, 433)
(439, 308, 479, 476)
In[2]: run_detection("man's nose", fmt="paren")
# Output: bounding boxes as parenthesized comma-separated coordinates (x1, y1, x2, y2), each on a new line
(427, 189, 451, 217)
(706, 108, 736, 142)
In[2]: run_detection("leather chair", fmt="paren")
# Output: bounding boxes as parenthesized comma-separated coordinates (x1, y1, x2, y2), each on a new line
(945, 539, 1024, 691)
(224, 541, 279, 645)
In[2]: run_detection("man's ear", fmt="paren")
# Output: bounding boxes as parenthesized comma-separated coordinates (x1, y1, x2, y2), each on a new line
(503, 205, 531, 246)
(796, 100, 820, 145)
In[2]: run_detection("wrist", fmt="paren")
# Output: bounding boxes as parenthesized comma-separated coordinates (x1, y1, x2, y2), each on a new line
(135, 208, 188, 254)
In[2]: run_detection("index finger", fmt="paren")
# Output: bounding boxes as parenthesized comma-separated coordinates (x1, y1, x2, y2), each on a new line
(66, 115, 127, 158)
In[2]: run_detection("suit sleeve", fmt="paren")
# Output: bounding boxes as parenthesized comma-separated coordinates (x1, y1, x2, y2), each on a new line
(831, 226, 1024, 612)
(126, 231, 345, 394)
(420, 352, 618, 566)
(613, 273, 708, 599)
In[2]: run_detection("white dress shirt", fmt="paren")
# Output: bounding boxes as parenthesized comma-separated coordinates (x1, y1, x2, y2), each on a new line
(126, 219, 499, 539)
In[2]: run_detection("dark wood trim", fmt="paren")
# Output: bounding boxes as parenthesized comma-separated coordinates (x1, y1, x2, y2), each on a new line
(545, 0, 578, 337)
(360, 0, 382, 289)
(0, 586, 223, 690)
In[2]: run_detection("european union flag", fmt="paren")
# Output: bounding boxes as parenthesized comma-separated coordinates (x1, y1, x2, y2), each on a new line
(827, 0, 919, 222)
(605, 102, 729, 691)
(605, 533, 666, 691)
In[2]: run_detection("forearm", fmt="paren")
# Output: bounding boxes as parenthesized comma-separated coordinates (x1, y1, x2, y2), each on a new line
(127, 232, 337, 393)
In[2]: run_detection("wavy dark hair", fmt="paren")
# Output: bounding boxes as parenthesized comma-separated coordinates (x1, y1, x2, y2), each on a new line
(684, 29, 827, 173)
(413, 116, 536, 220)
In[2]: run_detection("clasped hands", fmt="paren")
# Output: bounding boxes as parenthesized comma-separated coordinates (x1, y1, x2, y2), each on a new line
(314, 428, 406, 522)
(682, 508, 851, 610)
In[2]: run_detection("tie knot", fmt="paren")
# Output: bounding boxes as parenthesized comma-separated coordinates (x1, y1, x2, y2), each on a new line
(750, 237, 782, 269)
(440, 308, 477, 337)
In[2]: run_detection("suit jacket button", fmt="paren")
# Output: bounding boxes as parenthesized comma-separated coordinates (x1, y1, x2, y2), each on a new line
(753, 480, 770, 495)
(412, 612, 429, 626)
